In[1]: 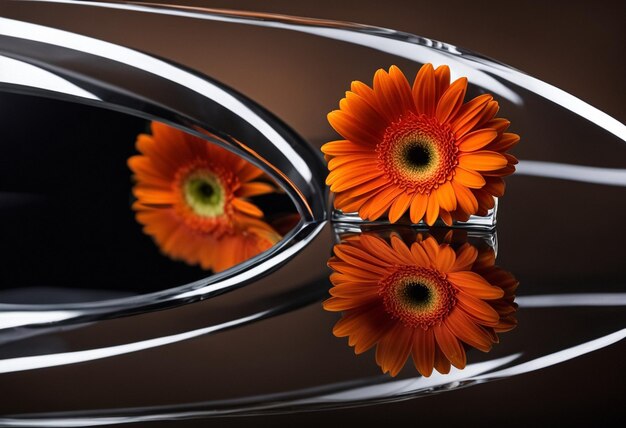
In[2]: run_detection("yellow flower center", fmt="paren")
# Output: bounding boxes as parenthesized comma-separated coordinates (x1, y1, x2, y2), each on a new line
(380, 267, 457, 329)
(173, 161, 238, 237)
(377, 112, 458, 194)
(183, 173, 225, 217)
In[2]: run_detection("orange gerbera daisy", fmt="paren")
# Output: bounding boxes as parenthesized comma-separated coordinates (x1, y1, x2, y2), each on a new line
(128, 121, 281, 272)
(322, 63, 520, 225)
(323, 232, 517, 377)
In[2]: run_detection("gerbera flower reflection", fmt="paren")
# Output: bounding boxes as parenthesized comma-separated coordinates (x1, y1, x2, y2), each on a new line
(128, 121, 281, 272)
(323, 232, 517, 377)
(322, 63, 520, 225)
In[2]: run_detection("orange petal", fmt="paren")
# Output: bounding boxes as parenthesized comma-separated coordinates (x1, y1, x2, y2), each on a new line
(133, 187, 177, 204)
(332, 305, 379, 336)
(435, 181, 457, 211)
(351, 307, 395, 354)
(434, 244, 456, 272)
(445, 309, 494, 352)
(127, 156, 172, 188)
(373, 68, 405, 122)
(473, 100, 500, 131)
(453, 167, 486, 189)
(349, 80, 379, 110)
(450, 94, 493, 136)
(447, 271, 505, 299)
(457, 129, 498, 152)
(434, 65, 451, 103)
(435, 77, 467, 123)
(390, 234, 415, 265)
(457, 292, 501, 326)
(433, 323, 466, 369)
(388, 192, 412, 223)
(425, 193, 440, 226)
(474, 189, 496, 215)
(238, 182, 276, 197)
(484, 177, 505, 197)
(323, 295, 378, 311)
(327, 261, 382, 280)
(433, 342, 451, 374)
(375, 324, 413, 376)
(334, 185, 387, 213)
(327, 153, 376, 170)
(321, 140, 372, 156)
(412, 63, 436, 115)
(484, 118, 511, 134)
(333, 243, 391, 268)
(143, 124, 197, 166)
(326, 162, 375, 185)
(451, 181, 479, 215)
(344, 91, 387, 128)
(458, 151, 508, 171)
(409, 193, 428, 224)
(334, 176, 388, 201)
(483, 164, 516, 177)
(328, 167, 384, 192)
(389, 65, 415, 113)
(420, 236, 440, 262)
(412, 329, 435, 377)
(327, 110, 381, 145)
(232, 198, 264, 217)
(486, 132, 520, 152)
(359, 186, 403, 220)
(359, 235, 407, 265)
(410, 241, 430, 265)
(452, 243, 478, 272)
(439, 209, 453, 226)
(505, 153, 519, 165)
(333, 246, 389, 275)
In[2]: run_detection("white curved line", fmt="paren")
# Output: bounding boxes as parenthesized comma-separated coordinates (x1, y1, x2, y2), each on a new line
(516, 160, 626, 187)
(0, 55, 99, 100)
(517, 293, 626, 307)
(0, 310, 269, 374)
(0, 16, 313, 182)
(18, 0, 626, 142)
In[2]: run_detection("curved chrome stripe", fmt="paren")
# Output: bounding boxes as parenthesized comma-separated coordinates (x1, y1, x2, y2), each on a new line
(19, 0, 626, 142)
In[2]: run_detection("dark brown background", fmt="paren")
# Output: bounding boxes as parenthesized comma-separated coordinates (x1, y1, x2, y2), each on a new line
(1, 0, 625, 426)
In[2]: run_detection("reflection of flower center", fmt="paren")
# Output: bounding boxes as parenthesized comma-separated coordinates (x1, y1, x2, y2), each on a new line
(377, 112, 457, 194)
(173, 161, 237, 236)
(380, 267, 457, 329)
(403, 281, 432, 307)
(183, 173, 224, 217)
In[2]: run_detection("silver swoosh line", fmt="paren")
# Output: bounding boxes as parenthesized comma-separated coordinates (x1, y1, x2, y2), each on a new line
(0, 329, 622, 426)
(0, 292, 623, 373)
(516, 161, 626, 187)
(0, 14, 329, 327)
(18, 0, 626, 142)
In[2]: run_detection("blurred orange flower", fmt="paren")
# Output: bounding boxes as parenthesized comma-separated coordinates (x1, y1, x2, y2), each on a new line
(324, 233, 517, 377)
(128, 122, 281, 272)
(322, 63, 519, 225)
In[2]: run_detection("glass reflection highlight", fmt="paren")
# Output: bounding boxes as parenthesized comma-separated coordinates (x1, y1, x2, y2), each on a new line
(325, 230, 517, 377)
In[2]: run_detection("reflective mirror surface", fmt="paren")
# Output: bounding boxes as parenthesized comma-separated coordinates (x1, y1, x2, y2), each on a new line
(0, 93, 301, 303)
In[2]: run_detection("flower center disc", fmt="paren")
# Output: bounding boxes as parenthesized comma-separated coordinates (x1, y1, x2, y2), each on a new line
(380, 267, 457, 329)
(183, 173, 225, 217)
(403, 281, 432, 307)
(377, 112, 458, 194)
(401, 142, 435, 172)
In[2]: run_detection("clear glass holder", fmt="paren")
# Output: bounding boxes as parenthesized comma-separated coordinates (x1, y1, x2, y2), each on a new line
(331, 197, 498, 231)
